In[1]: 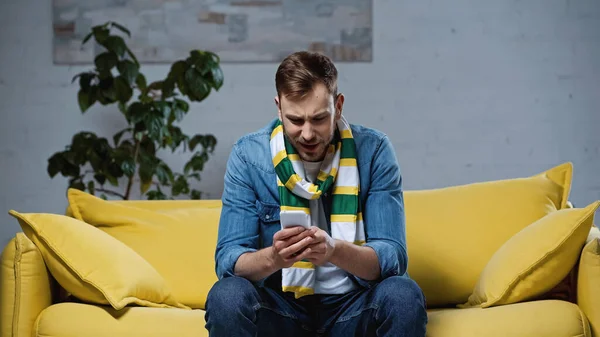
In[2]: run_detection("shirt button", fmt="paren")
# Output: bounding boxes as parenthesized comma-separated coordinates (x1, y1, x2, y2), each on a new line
(265, 214, 270, 219)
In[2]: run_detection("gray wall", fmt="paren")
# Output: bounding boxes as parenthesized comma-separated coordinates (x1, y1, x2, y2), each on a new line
(1, 0, 599, 246)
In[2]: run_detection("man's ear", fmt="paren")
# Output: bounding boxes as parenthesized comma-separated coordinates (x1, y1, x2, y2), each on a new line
(274, 96, 282, 121)
(335, 93, 345, 119)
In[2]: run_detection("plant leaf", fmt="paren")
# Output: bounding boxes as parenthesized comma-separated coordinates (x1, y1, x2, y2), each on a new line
(69, 178, 86, 191)
(104, 36, 126, 57)
(190, 189, 202, 200)
(184, 152, 209, 174)
(155, 161, 174, 185)
(126, 102, 146, 124)
(47, 153, 64, 177)
(117, 60, 139, 85)
(115, 75, 133, 103)
(82, 32, 93, 45)
(174, 98, 189, 113)
(135, 73, 147, 90)
(109, 21, 131, 37)
(106, 174, 119, 186)
(171, 175, 189, 196)
(92, 26, 110, 44)
(94, 173, 106, 185)
(210, 67, 224, 90)
(125, 46, 139, 67)
(185, 68, 210, 101)
(120, 157, 136, 177)
(94, 52, 118, 73)
(98, 77, 117, 103)
(77, 89, 94, 112)
(138, 155, 156, 194)
(79, 73, 95, 91)
(87, 180, 95, 195)
(162, 78, 176, 98)
(146, 189, 168, 200)
(168, 61, 188, 80)
(188, 135, 204, 151)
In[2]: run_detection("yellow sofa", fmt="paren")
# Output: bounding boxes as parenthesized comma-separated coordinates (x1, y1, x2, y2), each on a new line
(1, 162, 599, 337)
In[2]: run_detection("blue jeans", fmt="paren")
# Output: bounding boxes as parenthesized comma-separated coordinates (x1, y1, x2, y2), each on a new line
(204, 275, 427, 336)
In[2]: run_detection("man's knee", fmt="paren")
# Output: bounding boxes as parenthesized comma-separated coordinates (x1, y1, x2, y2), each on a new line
(206, 276, 259, 315)
(375, 276, 427, 317)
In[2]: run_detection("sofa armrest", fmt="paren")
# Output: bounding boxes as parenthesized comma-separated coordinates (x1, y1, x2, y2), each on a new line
(1, 233, 54, 337)
(578, 226, 600, 337)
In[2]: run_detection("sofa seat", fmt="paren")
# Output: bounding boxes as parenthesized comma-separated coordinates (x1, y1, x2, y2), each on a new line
(427, 300, 590, 337)
(34, 303, 209, 337)
(33, 299, 589, 337)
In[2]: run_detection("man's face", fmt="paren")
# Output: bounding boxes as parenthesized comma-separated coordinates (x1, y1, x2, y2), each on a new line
(276, 83, 344, 162)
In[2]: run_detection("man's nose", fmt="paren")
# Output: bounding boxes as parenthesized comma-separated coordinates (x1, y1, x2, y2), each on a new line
(302, 123, 315, 142)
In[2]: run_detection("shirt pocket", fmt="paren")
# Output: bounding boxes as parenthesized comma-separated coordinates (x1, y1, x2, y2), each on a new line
(256, 200, 280, 247)
(256, 200, 280, 225)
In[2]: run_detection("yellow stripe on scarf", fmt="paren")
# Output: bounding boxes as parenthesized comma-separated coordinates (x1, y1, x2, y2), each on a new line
(273, 150, 287, 167)
(330, 212, 363, 223)
(292, 261, 315, 269)
(340, 129, 353, 139)
(271, 125, 283, 139)
(282, 286, 314, 298)
(340, 158, 357, 167)
(333, 186, 359, 195)
(330, 214, 357, 222)
(285, 173, 302, 190)
(280, 206, 310, 213)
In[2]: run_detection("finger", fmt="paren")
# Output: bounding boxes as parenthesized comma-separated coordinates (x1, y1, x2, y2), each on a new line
(274, 230, 313, 253)
(273, 226, 306, 241)
(283, 230, 313, 247)
(307, 231, 325, 244)
(306, 243, 325, 254)
(280, 236, 313, 258)
(293, 247, 313, 262)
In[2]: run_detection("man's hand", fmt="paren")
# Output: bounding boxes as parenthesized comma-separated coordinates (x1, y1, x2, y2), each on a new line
(304, 226, 336, 266)
(271, 226, 318, 269)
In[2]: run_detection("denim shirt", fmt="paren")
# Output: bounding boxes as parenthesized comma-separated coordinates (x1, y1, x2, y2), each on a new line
(215, 118, 408, 289)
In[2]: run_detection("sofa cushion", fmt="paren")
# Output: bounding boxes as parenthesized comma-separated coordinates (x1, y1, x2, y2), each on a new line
(34, 300, 589, 337)
(33, 303, 207, 337)
(8, 211, 189, 311)
(427, 300, 590, 337)
(404, 162, 573, 307)
(461, 201, 599, 308)
(67, 189, 220, 309)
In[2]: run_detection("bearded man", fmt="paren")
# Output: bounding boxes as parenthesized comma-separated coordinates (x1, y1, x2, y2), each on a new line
(205, 51, 428, 337)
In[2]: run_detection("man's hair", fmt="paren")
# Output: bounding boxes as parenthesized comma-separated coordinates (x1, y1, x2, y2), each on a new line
(275, 51, 338, 101)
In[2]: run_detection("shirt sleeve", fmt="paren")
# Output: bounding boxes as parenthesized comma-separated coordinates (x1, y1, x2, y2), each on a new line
(214, 143, 260, 280)
(355, 135, 408, 286)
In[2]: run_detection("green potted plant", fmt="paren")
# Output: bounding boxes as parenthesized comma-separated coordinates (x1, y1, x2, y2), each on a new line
(47, 21, 223, 200)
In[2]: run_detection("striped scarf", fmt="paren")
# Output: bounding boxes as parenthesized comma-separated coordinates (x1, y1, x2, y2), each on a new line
(270, 116, 366, 298)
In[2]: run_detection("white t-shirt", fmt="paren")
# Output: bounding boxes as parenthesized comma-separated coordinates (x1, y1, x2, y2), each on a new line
(303, 161, 359, 294)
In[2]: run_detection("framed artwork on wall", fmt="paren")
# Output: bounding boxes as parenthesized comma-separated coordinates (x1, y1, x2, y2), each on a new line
(52, 0, 372, 64)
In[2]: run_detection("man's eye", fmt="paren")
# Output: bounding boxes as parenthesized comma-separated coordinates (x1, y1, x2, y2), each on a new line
(290, 119, 303, 125)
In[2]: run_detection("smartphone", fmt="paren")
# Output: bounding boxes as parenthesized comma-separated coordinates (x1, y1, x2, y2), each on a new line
(280, 210, 311, 230)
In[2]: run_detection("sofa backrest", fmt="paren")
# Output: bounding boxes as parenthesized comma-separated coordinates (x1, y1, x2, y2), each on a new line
(65, 162, 573, 309)
(403, 162, 571, 307)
